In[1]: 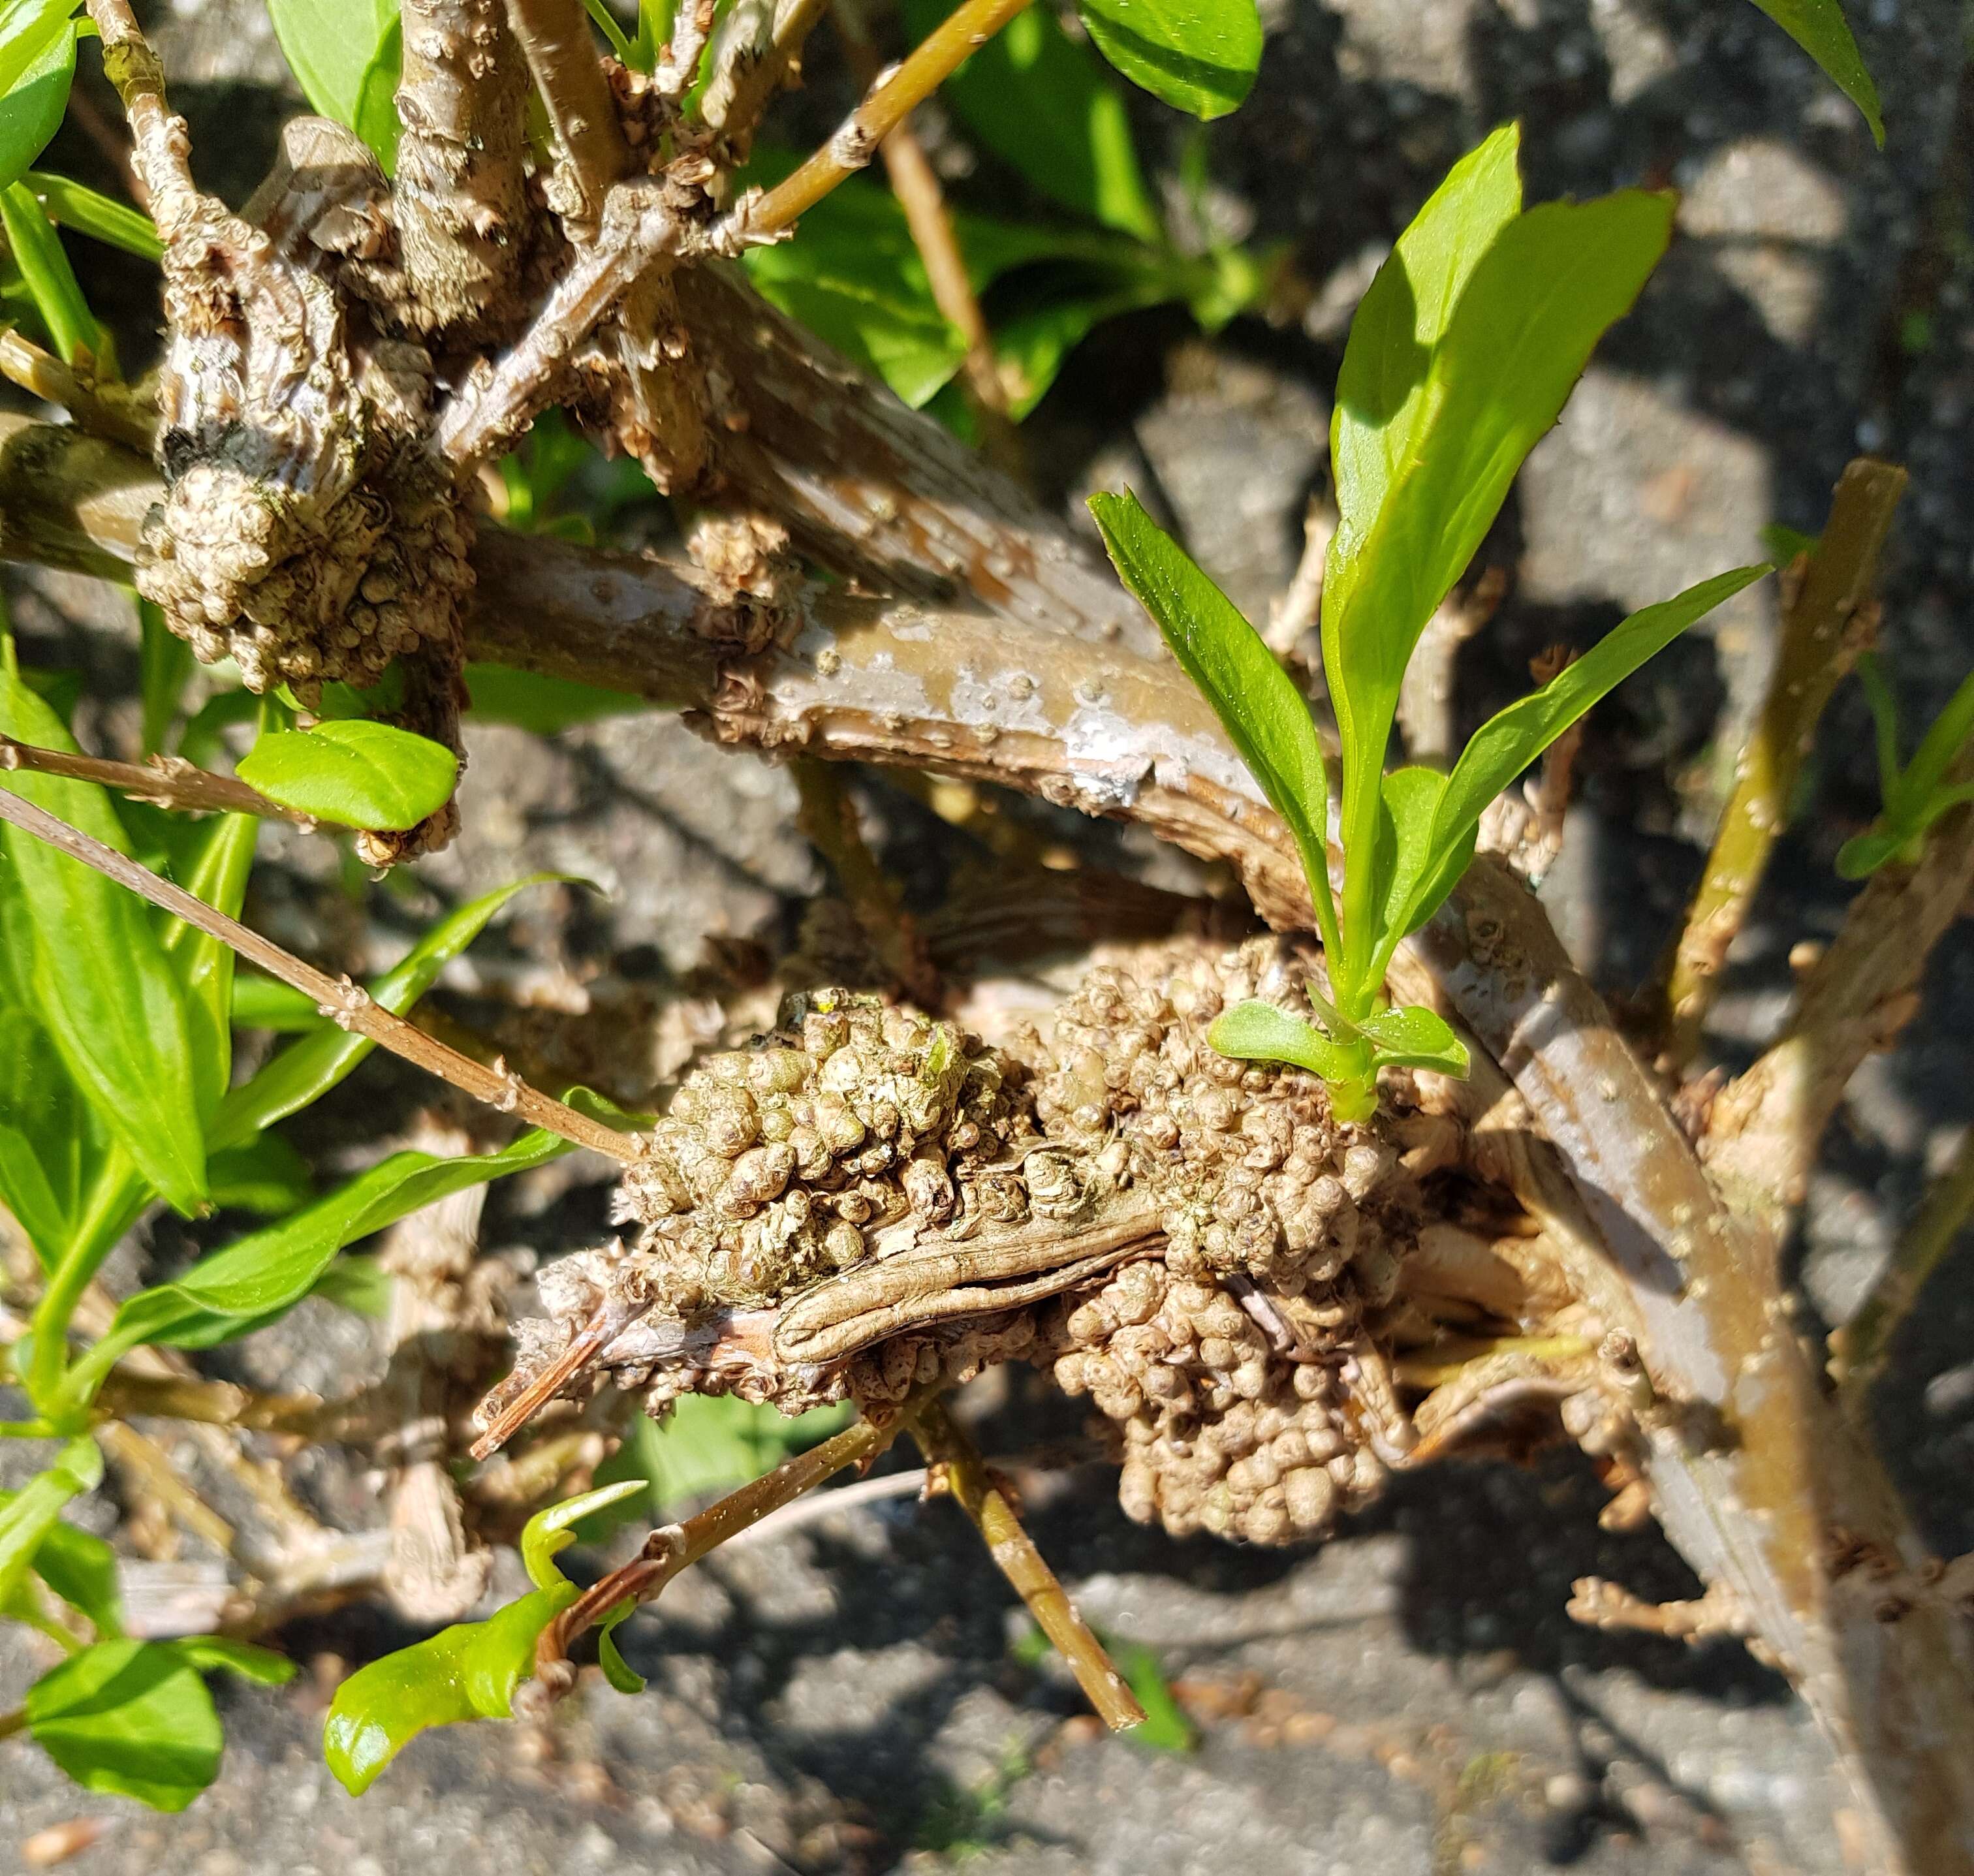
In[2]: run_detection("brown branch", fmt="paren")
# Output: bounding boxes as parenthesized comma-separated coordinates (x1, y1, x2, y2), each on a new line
(655, 0, 717, 98)
(702, 0, 833, 159)
(0, 784, 639, 1164)
(84, 0, 201, 243)
(525, 1404, 909, 1706)
(907, 1394, 1144, 1732)
(396, 0, 534, 337)
(746, 0, 1037, 236)
(504, 0, 630, 234)
(1831, 1125, 1974, 1415)
(0, 413, 157, 579)
(1652, 459, 1907, 1069)
(0, 734, 309, 822)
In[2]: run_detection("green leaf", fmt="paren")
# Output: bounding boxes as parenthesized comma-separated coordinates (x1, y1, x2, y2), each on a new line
(1108, 1637, 1195, 1752)
(137, 599, 193, 756)
(589, 1398, 854, 1529)
(309, 1253, 394, 1317)
(168, 1635, 295, 1685)
(1331, 125, 1521, 569)
(0, 176, 98, 367)
(1074, 0, 1261, 120)
(22, 169, 161, 259)
(1088, 489, 1342, 965)
(323, 1481, 642, 1796)
(1834, 824, 1908, 881)
(208, 1131, 313, 1215)
(0, 17, 74, 195)
(1368, 764, 1447, 974)
(1747, 0, 1883, 146)
(743, 253, 966, 408)
(236, 721, 458, 832)
(1401, 565, 1768, 938)
(903, 0, 1163, 242)
(463, 663, 649, 734)
(211, 874, 561, 1150)
(1759, 521, 1820, 565)
(1856, 650, 1903, 805)
(25, 1638, 222, 1811)
(267, 0, 399, 130)
(161, 809, 259, 1123)
(1207, 999, 1366, 1085)
(72, 1120, 589, 1388)
(1354, 1003, 1469, 1075)
(0, 0, 78, 96)
(1323, 183, 1674, 1003)
(352, 16, 401, 171)
(1888, 668, 1974, 826)
(230, 971, 330, 1033)
(597, 1601, 644, 1693)
(0, 651, 206, 1213)
(0, 1435, 101, 1612)
(16, 1507, 119, 1634)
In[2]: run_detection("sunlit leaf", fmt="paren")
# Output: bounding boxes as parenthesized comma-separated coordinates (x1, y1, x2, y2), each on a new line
(1075, 0, 1261, 121)
(1354, 1003, 1469, 1075)
(1206, 999, 1365, 1084)
(0, 16, 75, 195)
(0, 1436, 101, 1612)
(236, 720, 458, 832)
(1747, 0, 1883, 146)
(0, 176, 101, 369)
(267, 0, 399, 133)
(22, 169, 161, 258)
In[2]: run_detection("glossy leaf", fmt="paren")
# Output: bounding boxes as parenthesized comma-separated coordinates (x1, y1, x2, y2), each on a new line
(161, 810, 259, 1122)
(10, 1501, 119, 1634)
(324, 1481, 646, 1795)
(267, 0, 399, 131)
(904, 0, 1162, 242)
(1353, 1003, 1469, 1075)
(236, 720, 458, 832)
(25, 1639, 221, 1811)
(1399, 565, 1768, 939)
(1206, 999, 1365, 1085)
(0, 649, 206, 1213)
(1089, 489, 1343, 963)
(0, 16, 75, 195)
(22, 169, 161, 258)
(211, 875, 561, 1150)
(207, 1131, 313, 1215)
(352, 16, 401, 170)
(229, 971, 329, 1033)
(0, 1435, 100, 1612)
(1748, 0, 1883, 145)
(0, 177, 97, 366)
(73, 1119, 591, 1388)
(1075, 0, 1261, 121)
(1323, 185, 1674, 1001)
(169, 1635, 296, 1685)
(0, 0, 78, 92)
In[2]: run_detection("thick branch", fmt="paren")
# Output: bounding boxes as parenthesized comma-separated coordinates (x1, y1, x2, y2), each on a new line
(505, 0, 630, 232)
(0, 329, 155, 455)
(396, 0, 534, 337)
(1653, 460, 1907, 1068)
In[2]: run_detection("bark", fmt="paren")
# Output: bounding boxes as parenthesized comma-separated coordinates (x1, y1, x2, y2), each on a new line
(394, 0, 533, 338)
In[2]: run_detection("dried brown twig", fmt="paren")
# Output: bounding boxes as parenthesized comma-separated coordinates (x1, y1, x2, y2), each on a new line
(0, 735, 308, 823)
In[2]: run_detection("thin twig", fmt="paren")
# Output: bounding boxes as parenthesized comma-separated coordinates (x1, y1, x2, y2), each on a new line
(0, 735, 308, 822)
(0, 785, 639, 1163)
(504, 0, 631, 232)
(790, 756, 941, 1005)
(726, 1464, 928, 1546)
(1832, 1125, 1974, 1414)
(907, 1394, 1144, 1732)
(0, 329, 155, 454)
(84, 0, 202, 242)
(655, 0, 717, 97)
(526, 1406, 911, 1704)
(1653, 459, 1907, 1069)
(745, 0, 1037, 236)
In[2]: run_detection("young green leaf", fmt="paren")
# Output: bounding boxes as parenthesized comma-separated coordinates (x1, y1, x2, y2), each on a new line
(229, 971, 330, 1033)
(210, 873, 564, 1149)
(0, 15, 76, 195)
(1887, 667, 1974, 825)
(266, 0, 400, 132)
(1395, 565, 1769, 942)
(1088, 488, 1343, 965)
(1331, 123, 1521, 561)
(324, 1481, 646, 1794)
(1206, 999, 1368, 1087)
(72, 1118, 591, 1389)
(1353, 1003, 1469, 1075)
(161, 810, 260, 1123)
(22, 170, 161, 259)
(8, 1501, 120, 1634)
(1323, 186, 1675, 998)
(1106, 1636, 1196, 1753)
(0, 1435, 101, 1610)
(0, 178, 99, 367)
(1074, 0, 1261, 120)
(236, 720, 458, 832)
(25, 1639, 222, 1810)
(137, 599, 193, 756)
(903, 0, 1163, 242)
(0, 651, 206, 1213)
(351, 16, 401, 171)
(1747, 0, 1883, 146)
(168, 1636, 295, 1685)
(207, 1131, 314, 1215)
(1836, 658, 1974, 877)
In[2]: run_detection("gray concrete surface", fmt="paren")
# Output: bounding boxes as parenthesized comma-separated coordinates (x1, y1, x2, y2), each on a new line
(5, 0, 1973, 1871)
